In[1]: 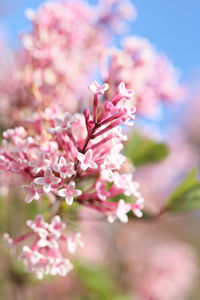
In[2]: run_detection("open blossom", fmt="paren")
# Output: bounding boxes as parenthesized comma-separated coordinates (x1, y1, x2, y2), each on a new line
(131, 197, 144, 218)
(4, 215, 82, 279)
(58, 182, 82, 205)
(67, 232, 84, 254)
(117, 82, 134, 99)
(34, 168, 61, 193)
(114, 173, 141, 198)
(0, 155, 8, 173)
(53, 157, 76, 179)
(23, 183, 40, 203)
(47, 114, 72, 134)
(116, 199, 131, 223)
(77, 149, 98, 171)
(95, 181, 108, 201)
(28, 152, 50, 174)
(89, 81, 109, 95)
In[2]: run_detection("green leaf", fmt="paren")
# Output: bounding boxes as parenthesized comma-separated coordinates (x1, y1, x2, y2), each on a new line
(124, 131, 169, 167)
(166, 168, 200, 212)
(74, 262, 113, 299)
(74, 262, 131, 300)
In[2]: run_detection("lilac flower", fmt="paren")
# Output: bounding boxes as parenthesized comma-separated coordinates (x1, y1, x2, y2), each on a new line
(5, 215, 81, 279)
(53, 157, 75, 179)
(34, 168, 61, 193)
(67, 232, 84, 254)
(57, 182, 82, 205)
(77, 149, 98, 171)
(28, 152, 49, 174)
(131, 197, 144, 218)
(89, 81, 109, 95)
(47, 113, 72, 134)
(116, 199, 131, 223)
(23, 183, 40, 203)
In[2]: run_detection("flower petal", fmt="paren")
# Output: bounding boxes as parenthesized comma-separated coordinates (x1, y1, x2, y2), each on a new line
(34, 177, 45, 185)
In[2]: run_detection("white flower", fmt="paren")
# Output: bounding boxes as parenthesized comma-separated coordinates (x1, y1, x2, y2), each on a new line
(28, 152, 49, 174)
(34, 168, 61, 193)
(53, 157, 75, 179)
(77, 149, 98, 171)
(57, 181, 82, 205)
(23, 183, 40, 203)
(67, 233, 84, 254)
(47, 113, 72, 134)
(116, 199, 131, 223)
(89, 81, 109, 95)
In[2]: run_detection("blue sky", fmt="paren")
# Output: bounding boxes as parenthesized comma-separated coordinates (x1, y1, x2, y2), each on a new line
(0, 0, 199, 79)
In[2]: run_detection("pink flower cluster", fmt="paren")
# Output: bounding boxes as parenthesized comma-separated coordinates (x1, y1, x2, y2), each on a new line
(132, 242, 198, 300)
(1, 82, 143, 225)
(115, 223, 198, 300)
(0, 0, 137, 125)
(4, 215, 83, 279)
(0, 0, 184, 127)
(105, 36, 185, 117)
(19, 1, 105, 112)
(1, 81, 143, 277)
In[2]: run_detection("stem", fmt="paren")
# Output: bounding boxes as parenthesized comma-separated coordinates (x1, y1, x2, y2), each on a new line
(50, 124, 98, 217)
(93, 94, 99, 122)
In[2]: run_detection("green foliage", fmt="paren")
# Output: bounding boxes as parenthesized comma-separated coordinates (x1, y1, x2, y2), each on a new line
(74, 262, 131, 300)
(26, 195, 49, 220)
(124, 131, 169, 167)
(166, 169, 200, 212)
(0, 126, 4, 144)
(6, 260, 33, 286)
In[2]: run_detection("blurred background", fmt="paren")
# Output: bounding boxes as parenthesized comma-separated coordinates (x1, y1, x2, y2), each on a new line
(0, 1, 200, 299)
(1, 0, 200, 74)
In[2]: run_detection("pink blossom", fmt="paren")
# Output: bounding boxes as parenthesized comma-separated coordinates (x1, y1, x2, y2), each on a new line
(95, 181, 108, 201)
(67, 233, 84, 254)
(26, 214, 46, 232)
(0, 155, 8, 173)
(57, 182, 82, 205)
(5, 215, 81, 279)
(48, 215, 66, 238)
(19, 246, 50, 280)
(50, 259, 73, 277)
(100, 155, 123, 182)
(106, 36, 185, 117)
(28, 152, 49, 174)
(131, 197, 144, 218)
(77, 149, 98, 171)
(89, 81, 109, 95)
(116, 199, 131, 223)
(34, 168, 61, 193)
(0, 82, 141, 223)
(23, 183, 40, 203)
(117, 82, 134, 100)
(53, 157, 75, 179)
(114, 172, 141, 198)
(47, 114, 72, 134)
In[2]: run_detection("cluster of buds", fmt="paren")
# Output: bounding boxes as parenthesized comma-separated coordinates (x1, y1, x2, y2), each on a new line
(4, 215, 83, 279)
(1, 82, 143, 277)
